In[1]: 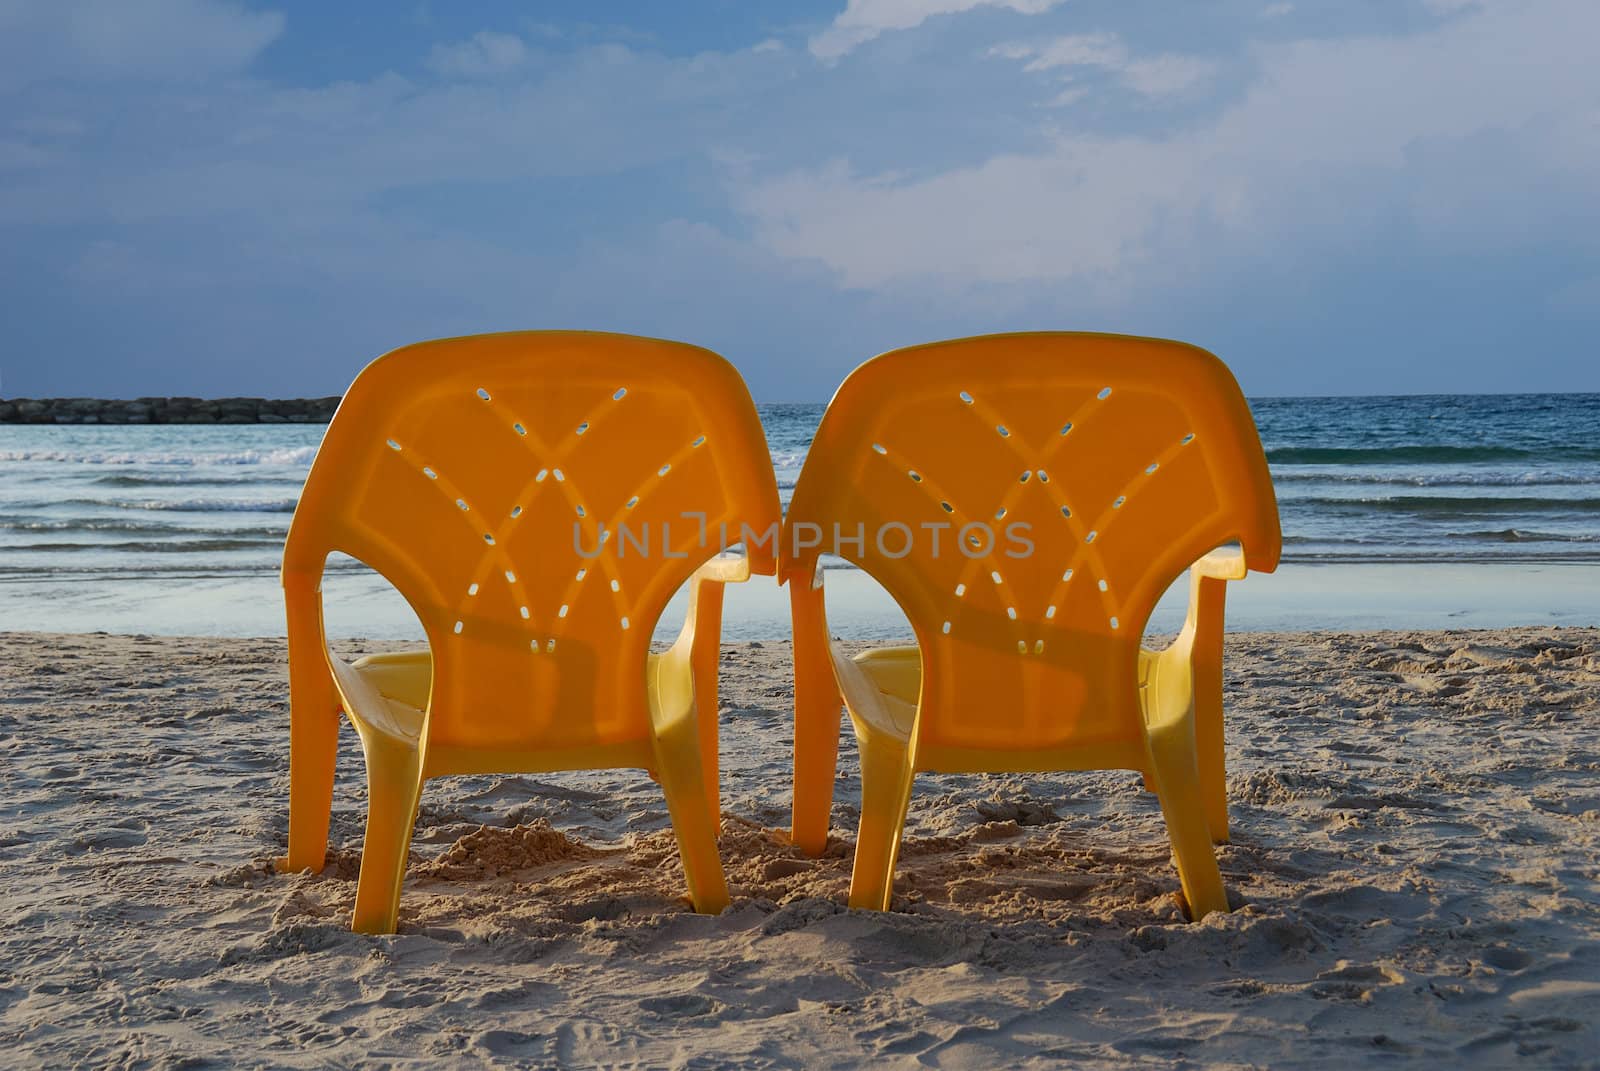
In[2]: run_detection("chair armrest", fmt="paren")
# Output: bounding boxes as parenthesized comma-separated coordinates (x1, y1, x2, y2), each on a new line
(1191, 545, 1247, 581)
(1142, 550, 1234, 726)
(693, 549, 753, 586)
(660, 551, 752, 668)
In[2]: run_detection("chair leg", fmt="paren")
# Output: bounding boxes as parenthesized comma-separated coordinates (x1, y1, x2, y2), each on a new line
(350, 735, 423, 935)
(1191, 573, 1231, 844)
(689, 577, 726, 836)
(1146, 723, 1228, 921)
(653, 721, 730, 914)
(848, 735, 914, 911)
(281, 648, 341, 874)
(790, 578, 842, 857)
(1194, 682, 1229, 845)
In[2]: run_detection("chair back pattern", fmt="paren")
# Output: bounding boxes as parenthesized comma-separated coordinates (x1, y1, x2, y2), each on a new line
(784, 333, 1279, 753)
(285, 331, 780, 753)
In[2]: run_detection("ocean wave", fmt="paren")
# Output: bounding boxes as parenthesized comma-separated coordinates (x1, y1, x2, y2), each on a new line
(1280, 550, 1600, 563)
(84, 497, 300, 513)
(1273, 470, 1600, 487)
(0, 563, 284, 578)
(1282, 535, 1393, 545)
(0, 518, 287, 536)
(1277, 530, 1600, 549)
(1452, 528, 1600, 544)
(3, 538, 282, 554)
(0, 497, 298, 514)
(0, 446, 318, 467)
(769, 453, 808, 476)
(88, 473, 306, 488)
(1280, 495, 1600, 515)
(1267, 445, 1600, 465)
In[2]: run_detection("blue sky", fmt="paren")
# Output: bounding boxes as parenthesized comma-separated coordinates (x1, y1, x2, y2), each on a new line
(1, 0, 1596, 400)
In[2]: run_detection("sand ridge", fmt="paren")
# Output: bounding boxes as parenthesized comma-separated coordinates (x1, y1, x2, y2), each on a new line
(1, 628, 1597, 1067)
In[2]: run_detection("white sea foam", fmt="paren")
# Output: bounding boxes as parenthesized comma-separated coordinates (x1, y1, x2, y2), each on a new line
(0, 446, 318, 467)
(103, 497, 299, 513)
(1274, 469, 1600, 487)
(768, 450, 807, 472)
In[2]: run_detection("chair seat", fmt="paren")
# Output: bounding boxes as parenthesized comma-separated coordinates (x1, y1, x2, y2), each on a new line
(838, 641, 1158, 775)
(328, 648, 678, 776)
(835, 646, 920, 741)
(330, 652, 428, 745)
(342, 642, 1175, 756)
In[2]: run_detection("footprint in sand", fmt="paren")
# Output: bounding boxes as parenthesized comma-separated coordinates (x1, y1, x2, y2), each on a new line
(1480, 946, 1534, 971)
(1310, 962, 1405, 1001)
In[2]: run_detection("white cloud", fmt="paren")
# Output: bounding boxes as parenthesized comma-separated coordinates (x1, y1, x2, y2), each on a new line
(5, 0, 1596, 397)
(0, 39, 808, 230)
(1004, 32, 1122, 72)
(736, 152, 1168, 290)
(1046, 86, 1088, 108)
(742, 0, 1600, 290)
(1261, 2, 1293, 17)
(424, 31, 528, 79)
(810, 0, 1064, 61)
(993, 32, 1216, 99)
(0, 0, 283, 89)
(1119, 54, 1216, 96)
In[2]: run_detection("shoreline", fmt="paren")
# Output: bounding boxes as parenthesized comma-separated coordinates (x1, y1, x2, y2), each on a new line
(1, 627, 1596, 1066)
(3, 560, 1595, 639)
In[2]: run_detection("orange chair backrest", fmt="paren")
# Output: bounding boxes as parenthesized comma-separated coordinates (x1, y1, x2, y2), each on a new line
(784, 333, 1280, 754)
(285, 331, 780, 753)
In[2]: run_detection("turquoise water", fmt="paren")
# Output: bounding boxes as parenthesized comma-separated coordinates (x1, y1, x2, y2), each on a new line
(1, 394, 1597, 637)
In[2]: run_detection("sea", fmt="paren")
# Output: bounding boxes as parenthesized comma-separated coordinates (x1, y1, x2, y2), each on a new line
(2, 394, 1597, 639)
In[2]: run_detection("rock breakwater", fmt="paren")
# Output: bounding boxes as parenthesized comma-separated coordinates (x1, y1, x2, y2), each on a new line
(0, 397, 342, 424)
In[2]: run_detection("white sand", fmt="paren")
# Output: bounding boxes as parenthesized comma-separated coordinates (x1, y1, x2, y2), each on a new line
(1, 628, 1598, 1068)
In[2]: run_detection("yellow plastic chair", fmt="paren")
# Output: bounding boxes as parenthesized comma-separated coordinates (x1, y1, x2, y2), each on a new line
(783, 333, 1280, 919)
(277, 331, 780, 933)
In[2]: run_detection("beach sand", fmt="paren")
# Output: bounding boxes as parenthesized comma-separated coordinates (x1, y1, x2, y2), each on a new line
(2, 628, 1597, 1068)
